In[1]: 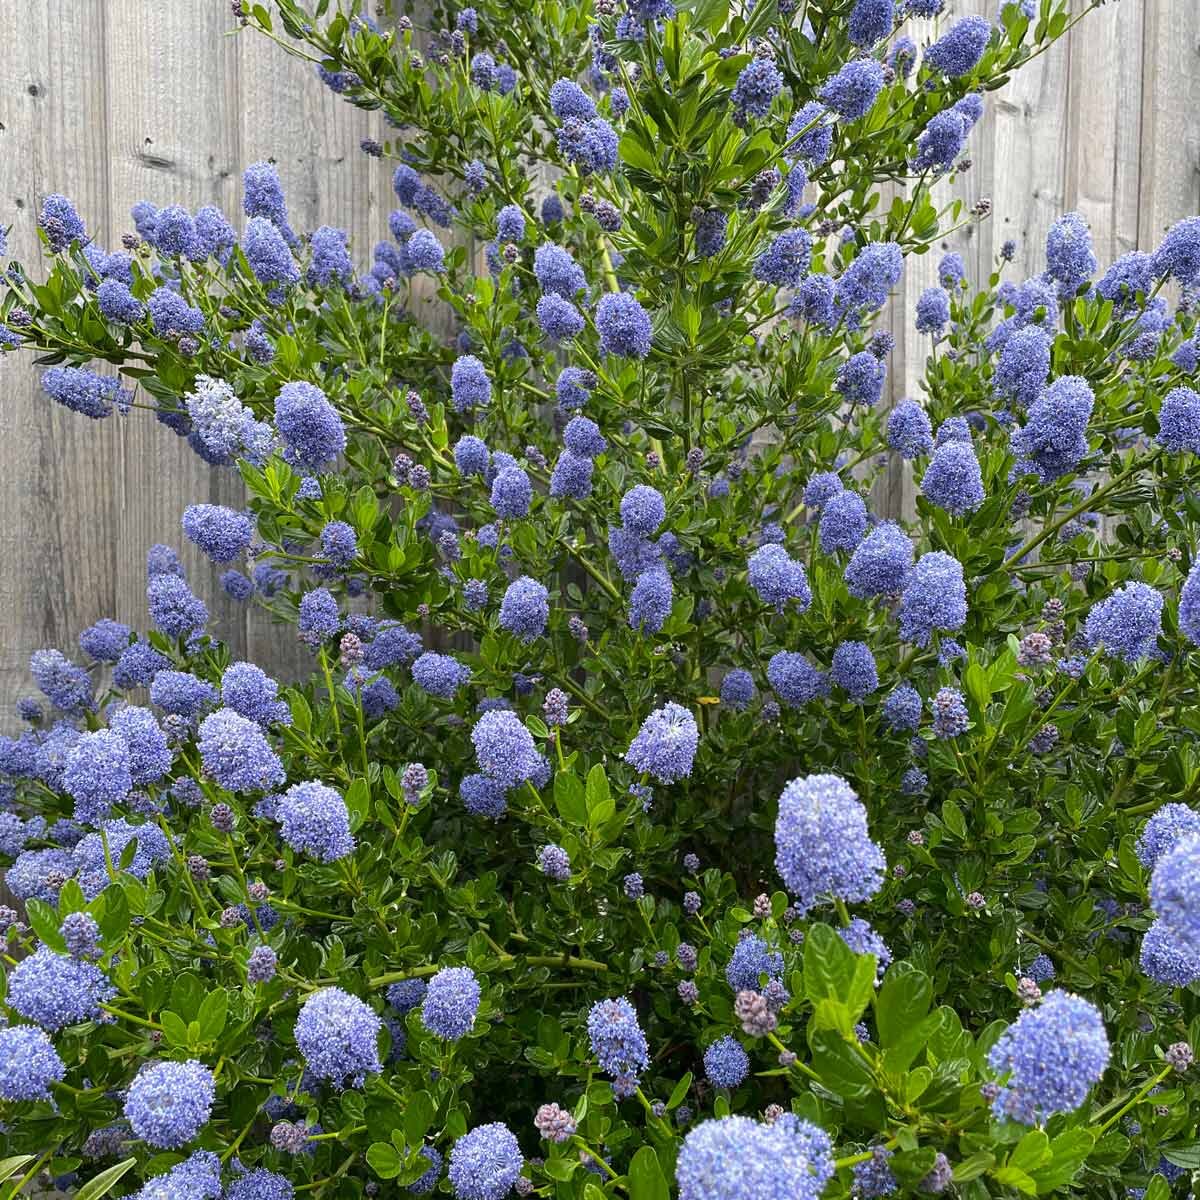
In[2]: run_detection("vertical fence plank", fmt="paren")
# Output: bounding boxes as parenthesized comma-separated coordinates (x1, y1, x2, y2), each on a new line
(0, 0, 116, 718)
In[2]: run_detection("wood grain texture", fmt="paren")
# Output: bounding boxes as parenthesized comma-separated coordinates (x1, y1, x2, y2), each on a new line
(1, 1, 1197, 729)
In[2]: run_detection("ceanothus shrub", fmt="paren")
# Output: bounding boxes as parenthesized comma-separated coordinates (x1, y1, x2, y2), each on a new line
(1, 0, 1199, 1197)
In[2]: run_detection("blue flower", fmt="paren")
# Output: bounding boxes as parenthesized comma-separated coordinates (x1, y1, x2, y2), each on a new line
(818, 58, 884, 119)
(704, 1036, 750, 1087)
(819, 489, 868, 553)
(454, 435, 490, 477)
(1139, 919, 1200, 986)
(845, 523, 914, 599)
(1152, 216, 1200, 286)
(278, 781, 355, 862)
(1011, 376, 1094, 481)
(244, 217, 299, 285)
(915, 286, 951, 334)
(124, 1059, 215, 1148)
(986, 991, 1109, 1124)
(448, 1123, 523, 1200)
(62, 730, 131, 825)
(596, 291, 652, 357)
(460, 774, 508, 819)
(676, 1115, 834, 1200)
(774, 773, 885, 913)
(625, 702, 699, 783)
(629, 567, 673, 633)
(108, 705, 172, 786)
(275, 381, 346, 471)
(831, 641, 879, 701)
(0, 1024, 66, 1100)
(295, 987, 382, 1086)
(1157, 386, 1200, 453)
(41, 366, 131, 419)
(898, 551, 966, 646)
(720, 669, 756, 710)
(754, 229, 812, 288)
(725, 934, 783, 992)
(834, 242, 903, 325)
(39, 193, 86, 251)
(930, 686, 969, 739)
(767, 652, 828, 707)
(993, 325, 1052, 406)
(299, 587, 341, 642)
(471, 709, 541, 788)
(499, 576, 549, 641)
(834, 350, 886, 406)
(412, 652, 471, 699)
(536, 293, 585, 342)
(848, 0, 894, 46)
(924, 15, 992, 77)
(198, 708, 285, 793)
(1045, 211, 1097, 294)
(588, 996, 649, 1088)
(1084, 581, 1163, 662)
(550, 450, 594, 499)
(422, 966, 481, 1040)
(490, 465, 532, 518)
(407, 229, 446, 273)
(731, 58, 783, 119)
(244, 161, 292, 230)
(1150, 832, 1200, 957)
(839, 918, 892, 977)
(921, 440, 985, 515)
(182, 503, 253, 564)
(1129, 803, 1193, 868)
(620, 485, 666, 536)
(747, 543, 811, 611)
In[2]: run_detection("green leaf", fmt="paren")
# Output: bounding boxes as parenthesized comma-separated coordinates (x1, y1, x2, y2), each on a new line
(876, 963, 932, 1048)
(24, 897, 67, 953)
(0, 1157, 36, 1187)
(1008, 1129, 1051, 1175)
(667, 1072, 693, 1109)
(196, 987, 228, 1040)
(553, 771, 587, 825)
(159, 1010, 190, 1049)
(626, 1146, 669, 1200)
(169, 972, 205, 1021)
(803, 923, 857, 1006)
(366, 1142, 403, 1179)
(404, 1090, 436, 1145)
(1031, 1129, 1093, 1193)
(586, 764, 615, 829)
(74, 1157, 138, 1200)
(1161, 1140, 1200, 1170)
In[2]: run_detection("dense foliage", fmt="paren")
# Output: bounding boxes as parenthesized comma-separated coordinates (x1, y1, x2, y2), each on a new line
(3, 0, 1200, 1197)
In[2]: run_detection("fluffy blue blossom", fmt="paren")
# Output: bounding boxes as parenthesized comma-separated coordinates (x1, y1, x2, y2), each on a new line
(422, 966, 481, 1040)
(1156, 386, 1200, 453)
(244, 161, 292, 230)
(454, 435, 490, 477)
(748, 544, 811, 611)
(831, 641, 879, 701)
(993, 324, 1052, 406)
(754, 229, 812, 288)
(62, 730, 131, 825)
(1045, 211, 1097, 294)
(834, 242, 903, 326)
(924, 15, 991, 76)
(472, 709, 540, 788)
(912, 110, 969, 174)
(878, 682, 922, 729)
(986, 991, 1109, 1124)
(1084, 581, 1163, 662)
(185, 375, 273, 465)
(448, 1123, 523, 1200)
(496, 204, 525, 243)
(0, 1024, 66, 1100)
(108, 705, 172, 786)
(128, 1152, 222, 1200)
(294, 987, 382, 1086)
(930, 686, 969, 738)
(588, 995, 649, 1090)
(198, 708, 285, 792)
(125, 1059, 215, 1148)
(1139, 919, 1200, 986)
(921, 440, 985, 515)
(915, 286, 951, 334)
(887, 401, 934, 459)
(550, 450, 594, 499)
(853, 1147, 898, 1197)
(557, 113, 619, 175)
(818, 58, 884, 119)
(596, 291, 652, 357)
(625, 702, 699, 783)
(298, 587, 341, 642)
(72, 818, 171, 898)
(629, 567, 673, 633)
(1149, 832, 1200, 956)
(839, 918, 892, 977)
(730, 58, 783, 119)
(244, 217, 299, 286)
(720, 669, 756, 710)
(407, 229, 446, 273)
(563, 415, 607, 458)
(676, 1115, 834, 1200)
(620, 485, 666, 536)
(318, 520, 357, 568)
(97, 278, 144, 324)
(819, 489, 868, 553)
(767, 652, 828, 707)
(6, 848, 75, 905)
(387, 979, 428, 1015)
(774, 773, 885, 913)
(550, 79, 596, 120)
(695, 209, 728, 257)
(79, 618, 131, 663)
(536, 293, 585, 342)
(459, 773, 508, 819)
(449, 354, 492, 413)
(1011, 375, 1094, 481)
(725, 935, 783, 992)
(412, 652, 471, 699)
(278, 781, 355, 862)
(1133, 806, 1200, 873)
(148, 288, 205, 337)
(539, 844, 571, 880)
(182, 504, 253, 564)
(42, 366, 132, 419)
(534, 244, 588, 300)
(1152, 216, 1200, 286)
(834, 351, 886, 406)
(704, 1036, 749, 1088)
(1097, 251, 1153, 307)
(275, 381, 345, 471)
(490, 465, 532, 518)
(897, 551, 966, 646)
(848, 0, 893, 45)
(147, 573, 208, 639)
(39, 193, 86, 251)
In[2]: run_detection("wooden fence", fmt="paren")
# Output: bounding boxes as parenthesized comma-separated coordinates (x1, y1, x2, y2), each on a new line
(0, 0, 1197, 724)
